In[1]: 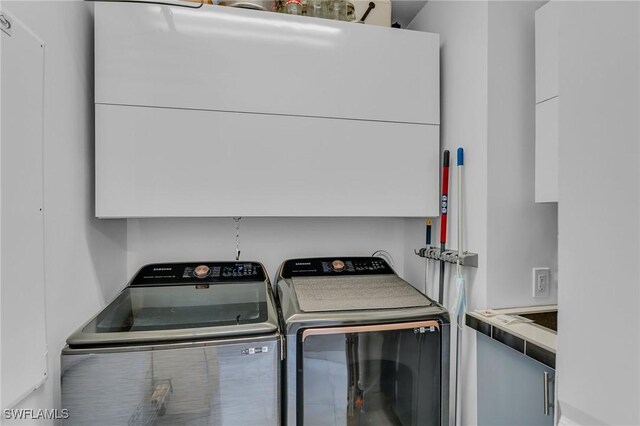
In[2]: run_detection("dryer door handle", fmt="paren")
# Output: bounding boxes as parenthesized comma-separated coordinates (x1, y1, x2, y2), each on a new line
(301, 320, 440, 342)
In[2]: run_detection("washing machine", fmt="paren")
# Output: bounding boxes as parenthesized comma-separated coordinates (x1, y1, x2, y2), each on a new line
(276, 256, 450, 426)
(61, 261, 282, 425)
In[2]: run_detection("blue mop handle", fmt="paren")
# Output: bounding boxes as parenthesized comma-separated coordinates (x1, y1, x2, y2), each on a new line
(457, 148, 464, 260)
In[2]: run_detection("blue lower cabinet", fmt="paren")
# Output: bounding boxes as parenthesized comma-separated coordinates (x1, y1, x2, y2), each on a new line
(477, 333, 555, 426)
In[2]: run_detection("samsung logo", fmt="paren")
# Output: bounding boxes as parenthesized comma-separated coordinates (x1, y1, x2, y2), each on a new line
(295, 262, 311, 266)
(153, 267, 172, 271)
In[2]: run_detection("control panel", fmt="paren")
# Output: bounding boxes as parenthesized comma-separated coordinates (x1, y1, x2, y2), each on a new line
(280, 257, 393, 278)
(130, 262, 266, 286)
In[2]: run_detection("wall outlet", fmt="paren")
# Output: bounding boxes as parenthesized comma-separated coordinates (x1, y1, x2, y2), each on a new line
(532, 267, 551, 298)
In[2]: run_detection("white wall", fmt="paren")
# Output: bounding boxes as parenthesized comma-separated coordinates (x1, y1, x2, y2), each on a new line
(2, 0, 127, 418)
(408, 2, 489, 424)
(0, 1, 563, 422)
(408, 1, 559, 424)
(127, 217, 406, 281)
(557, 2, 640, 425)
(486, 0, 557, 308)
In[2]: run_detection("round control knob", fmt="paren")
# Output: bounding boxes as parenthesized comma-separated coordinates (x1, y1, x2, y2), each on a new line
(194, 265, 210, 278)
(331, 260, 345, 272)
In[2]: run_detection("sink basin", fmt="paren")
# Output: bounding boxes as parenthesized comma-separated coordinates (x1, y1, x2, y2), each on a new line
(519, 311, 557, 332)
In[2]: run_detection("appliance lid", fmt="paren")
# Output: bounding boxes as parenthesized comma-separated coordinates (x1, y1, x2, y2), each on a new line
(67, 262, 278, 347)
(291, 274, 432, 312)
(275, 257, 447, 333)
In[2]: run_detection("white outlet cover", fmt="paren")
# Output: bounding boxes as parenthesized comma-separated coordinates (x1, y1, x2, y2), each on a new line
(533, 267, 551, 298)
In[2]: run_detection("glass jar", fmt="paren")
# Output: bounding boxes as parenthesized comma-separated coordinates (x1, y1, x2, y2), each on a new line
(306, 0, 325, 18)
(328, 0, 347, 21)
(285, 0, 303, 15)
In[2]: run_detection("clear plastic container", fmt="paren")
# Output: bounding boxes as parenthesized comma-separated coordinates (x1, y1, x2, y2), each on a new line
(306, 0, 326, 18)
(328, 0, 347, 21)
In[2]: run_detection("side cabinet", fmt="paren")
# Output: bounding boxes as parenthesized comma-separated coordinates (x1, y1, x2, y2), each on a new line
(476, 333, 555, 426)
(94, 2, 441, 218)
(535, 97, 559, 203)
(535, 1, 559, 104)
(535, 1, 559, 203)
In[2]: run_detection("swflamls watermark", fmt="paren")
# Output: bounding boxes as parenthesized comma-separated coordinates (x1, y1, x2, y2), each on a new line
(3, 409, 69, 420)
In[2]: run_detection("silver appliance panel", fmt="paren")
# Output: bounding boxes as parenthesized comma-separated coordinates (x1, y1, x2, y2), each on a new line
(283, 322, 449, 426)
(61, 336, 280, 425)
(276, 257, 450, 426)
(300, 323, 445, 426)
(62, 261, 281, 425)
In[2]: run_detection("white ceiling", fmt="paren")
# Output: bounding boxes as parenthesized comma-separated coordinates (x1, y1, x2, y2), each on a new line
(391, 0, 428, 28)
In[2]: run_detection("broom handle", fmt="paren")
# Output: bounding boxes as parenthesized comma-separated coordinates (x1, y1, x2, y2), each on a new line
(458, 148, 464, 258)
(438, 150, 450, 304)
(454, 147, 464, 426)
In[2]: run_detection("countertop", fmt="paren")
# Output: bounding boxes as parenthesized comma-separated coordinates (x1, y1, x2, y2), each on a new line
(466, 304, 557, 369)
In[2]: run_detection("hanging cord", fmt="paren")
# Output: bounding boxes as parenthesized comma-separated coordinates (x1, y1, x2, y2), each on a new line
(233, 217, 242, 261)
(371, 249, 395, 268)
(424, 256, 429, 295)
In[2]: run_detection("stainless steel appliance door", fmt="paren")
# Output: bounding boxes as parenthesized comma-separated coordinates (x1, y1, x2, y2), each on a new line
(299, 321, 443, 426)
(61, 337, 279, 425)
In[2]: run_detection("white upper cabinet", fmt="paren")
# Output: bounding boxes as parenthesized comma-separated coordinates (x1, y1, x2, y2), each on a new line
(535, 1, 559, 203)
(94, 2, 440, 218)
(96, 104, 440, 218)
(95, 2, 439, 125)
(535, 98, 559, 203)
(535, 1, 559, 103)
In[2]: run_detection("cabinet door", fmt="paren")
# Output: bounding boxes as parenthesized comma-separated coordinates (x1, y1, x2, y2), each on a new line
(535, 1, 559, 103)
(95, 1, 439, 125)
(535, 97, 559, 203)
(477, 333, 554, 426)
(96, 104, 440, 218)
